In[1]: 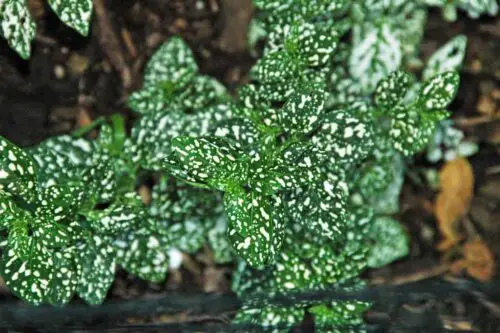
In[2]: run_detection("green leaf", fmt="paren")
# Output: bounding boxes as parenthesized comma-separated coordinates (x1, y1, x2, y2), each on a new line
(0, 240, 53, 305)
(46, 247, 78, 305)
(293, 23, 339, 67)
(8, 219, 30, 260)
(0, 136, 37, 202)
(367, 216, 409, 268)
(423, 35, 467, 81)
(225, 191, 285, 268)
(389, 108, 432, 156)
(211, 117, 260, 149)
(312, 110, 375, 165)
(253, 50, 298, 84)
(168, 218, 206, 253)
(0, 196, 26, 229)
(233, 305, 304, 332)
(170, 136, 248, 188)
(273, 249, 316, 291)
(180, 75, 227, 110)
(0, 0, 36, 59)
(207, 214, 234, 263)
(238, 84, 270, 111)
(83, 154, 118, 203)
(460, 0, 498, 18)
(280, 87, 326, 134)
(48, 0, 93, 36)
(374, 71, 413, 109)
(35, 183, 87, 222)
(31, 135, 95, 188)
(418, 71, 460, 110)
(128, 111, 186, 169)
(143, 37, 198, 89)
(310, 300, 370, 331)
(114, 229, 168, 282)
(128, 85, 170, 114)
(286, 176, 348, 241)
(87, 194, 145, 235)
(32, 217, 72, 249)
(76, 235, 116, 305)
(150, 176, 221, 223)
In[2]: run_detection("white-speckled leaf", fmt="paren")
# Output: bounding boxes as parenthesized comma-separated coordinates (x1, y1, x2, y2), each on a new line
(418, 71, 460, 110)
(0, 0, 36, 59)
(367, 216, 409, 268)
(0, 136, 37, 203)
(280, 87, 326, 134)
(48, 0, 93, 36)
(423, 35, 467, 80)
(350, 22, 402, 93)
(312, 110, 374, 166)
(76, 235, 116, 305)
(114, 229, 168, 282)
(225, 191, 285, 268)
(0, 240, 53, 305)
(143, 37, 198, 89)
(374, 71, 413, 109)
(46, 247, 79, 305)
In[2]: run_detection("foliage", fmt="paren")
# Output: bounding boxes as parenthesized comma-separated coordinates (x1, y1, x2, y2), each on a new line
(0, 118, 168, 305)
(0, 0, 93, 59)
(160, 0, 460, 330)
(0, 0, 478, 330)
(423, 0, 499, 21)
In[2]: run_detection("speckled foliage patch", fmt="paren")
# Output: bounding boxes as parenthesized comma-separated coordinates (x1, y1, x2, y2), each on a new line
(0, 0, 92, 58)
(0, 0, 468, 329)
(0, 121, 169, 305)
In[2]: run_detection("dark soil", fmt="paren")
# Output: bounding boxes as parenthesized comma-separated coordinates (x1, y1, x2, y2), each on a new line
(0, 1, 499, 332)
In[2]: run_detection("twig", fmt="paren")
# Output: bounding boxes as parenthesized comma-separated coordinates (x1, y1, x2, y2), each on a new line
(121, 28, 138, 58)
(93, 0, 132, 89)
(370, 262, 451, 286)
(456, 115, 500, 128)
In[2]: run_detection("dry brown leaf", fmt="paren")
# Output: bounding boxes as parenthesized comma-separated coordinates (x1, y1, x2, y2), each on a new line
(450, 240, 495, 282)
(434, 158, 475, 250)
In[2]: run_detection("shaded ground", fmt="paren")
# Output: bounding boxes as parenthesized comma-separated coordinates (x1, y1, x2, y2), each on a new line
(0, 1, 499, 332)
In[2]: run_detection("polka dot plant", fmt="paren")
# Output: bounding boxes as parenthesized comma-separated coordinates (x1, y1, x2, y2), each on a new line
(0, 0, 467, 330)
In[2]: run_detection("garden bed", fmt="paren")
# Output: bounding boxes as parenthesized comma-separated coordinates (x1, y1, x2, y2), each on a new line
(0, 1, 499, 332)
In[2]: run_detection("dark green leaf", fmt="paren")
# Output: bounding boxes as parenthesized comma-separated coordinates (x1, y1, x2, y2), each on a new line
(46, 246, 78, 305)
(225, 191, 285, 268)
(76, 235, 115, 305)
(114, 229, 168, 282)
(0, 136, 37, 202)
(211, 117, 260, 149)
(374, 71, 413, 109)
(143, 37, 198, 89)
(280, 87, 326, 134)
(48, 0, 93, 36)
(35, 183, 87, 222)
(0, 239, 53, 305)
(253, 50, 297, 84)
(286, 175, 348, 241)
(170, 136, 248, 188)
(312, 110, 375, 165)
(8, 219, 30, 260)
(418, 71, 460, 110)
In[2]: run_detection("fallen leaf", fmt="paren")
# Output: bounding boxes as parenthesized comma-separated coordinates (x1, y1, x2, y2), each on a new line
(434, 158, 474, 250)
(450, 239, 495, 282)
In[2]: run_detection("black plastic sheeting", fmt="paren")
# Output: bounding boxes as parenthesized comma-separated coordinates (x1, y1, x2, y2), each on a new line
(0, 278, 499, 333)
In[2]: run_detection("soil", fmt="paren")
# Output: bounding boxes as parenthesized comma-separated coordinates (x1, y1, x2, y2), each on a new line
(0, 1, 499, 332)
